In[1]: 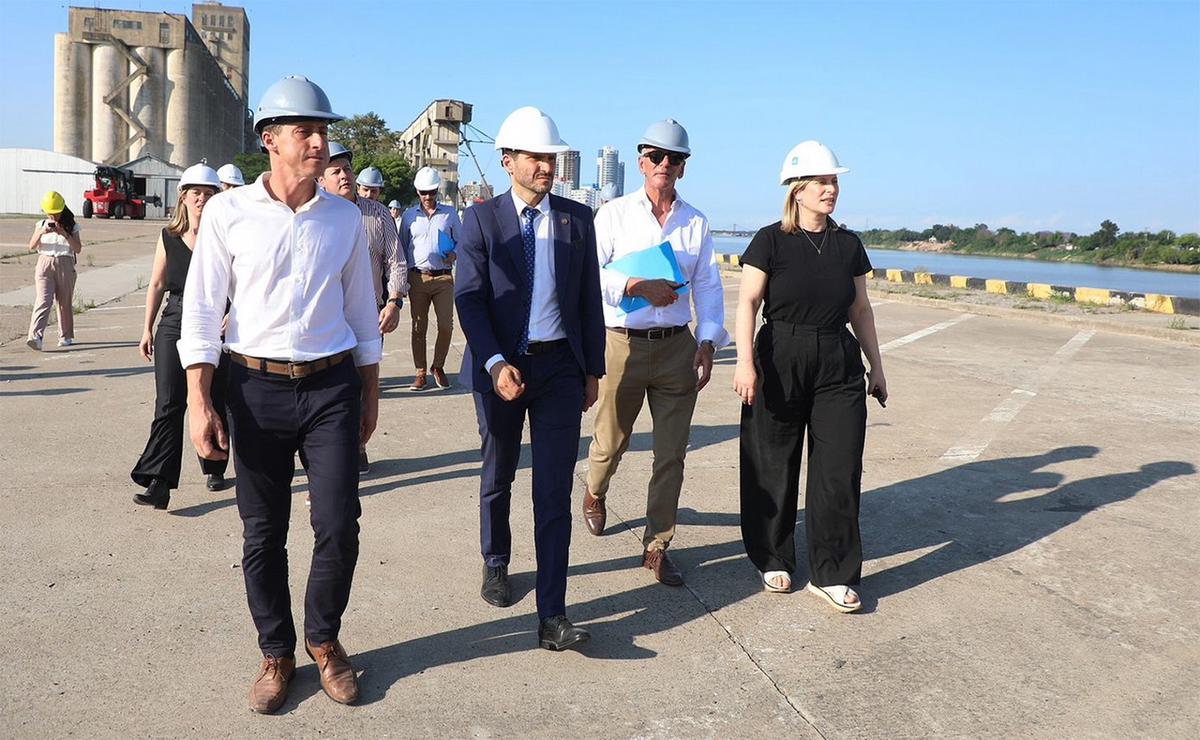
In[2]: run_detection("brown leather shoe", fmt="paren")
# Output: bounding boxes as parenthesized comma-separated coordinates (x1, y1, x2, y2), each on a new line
(304, 639, 359, 705)
(430, 366, 450, 389)
(409, 370, 428, 392)
(247, 654, 295, 714)
(582, 490, 606, 536)
(642, 548, 684, 587)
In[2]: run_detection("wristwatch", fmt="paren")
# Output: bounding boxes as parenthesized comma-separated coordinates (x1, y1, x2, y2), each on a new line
(387, 297, 402, 306)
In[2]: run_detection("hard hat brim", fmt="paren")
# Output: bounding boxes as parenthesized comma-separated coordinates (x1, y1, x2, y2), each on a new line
(494, 143, 571, 154)
(780, 166, 850, 185)
(253, 111, 346, 135)
(638, 140, 691, 155)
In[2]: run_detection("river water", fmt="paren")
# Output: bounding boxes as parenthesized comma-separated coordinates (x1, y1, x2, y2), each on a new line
(712, 237, 1200, 298)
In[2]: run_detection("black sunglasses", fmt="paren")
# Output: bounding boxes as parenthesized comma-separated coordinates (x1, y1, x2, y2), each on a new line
(641, 149, 688, 166)
(418, 190, 437, 197)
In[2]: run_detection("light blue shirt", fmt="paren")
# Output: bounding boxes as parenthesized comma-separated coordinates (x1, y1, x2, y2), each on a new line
(398, 203, 462, 271)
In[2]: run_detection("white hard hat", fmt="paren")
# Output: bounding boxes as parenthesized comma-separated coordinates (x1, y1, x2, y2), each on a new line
(600, 183, 619, 201)
(328, 142, 352, 163)
(638, 119, 690, 155)
(253, 75, 343, 133)
(357, 166, 384, 189)
(779, 140, 849, 185)
(387, 200, 402, 209)
(179, 163, 221, 191)
(216, 163, 244, 186)
(414, 167, 441, 191)
(494, 106, 569, 154)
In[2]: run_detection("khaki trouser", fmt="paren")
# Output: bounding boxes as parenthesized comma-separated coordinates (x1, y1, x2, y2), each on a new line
(408, 270, 455, 371)
(28, 254, 76, 342)
(586, 327, 699, 551)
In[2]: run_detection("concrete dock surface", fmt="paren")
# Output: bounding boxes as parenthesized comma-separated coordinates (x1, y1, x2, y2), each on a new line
(1, 219, 1197, 738)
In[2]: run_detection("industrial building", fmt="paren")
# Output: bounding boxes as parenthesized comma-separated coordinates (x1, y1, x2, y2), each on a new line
(53, 3, 250, 169)
(396, 100, 472, 207)
(0, 148, 98, 216)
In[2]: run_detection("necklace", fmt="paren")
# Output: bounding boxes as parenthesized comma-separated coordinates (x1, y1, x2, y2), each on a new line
(800, 225, 830, 255)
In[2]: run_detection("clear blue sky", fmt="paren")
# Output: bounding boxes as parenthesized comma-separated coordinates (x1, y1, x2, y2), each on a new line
(2, 0, 1197, 234)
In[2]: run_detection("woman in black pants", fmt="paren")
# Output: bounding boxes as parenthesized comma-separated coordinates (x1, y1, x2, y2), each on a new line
(732, 141, 887, 612)
(131, 164, 230, 510)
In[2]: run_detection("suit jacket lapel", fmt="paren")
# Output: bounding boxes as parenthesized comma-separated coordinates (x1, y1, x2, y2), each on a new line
(493, 192, 529, 289)
(551, 203, 573, 306)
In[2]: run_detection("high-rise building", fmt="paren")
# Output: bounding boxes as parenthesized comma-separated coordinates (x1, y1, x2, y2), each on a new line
(617, 161, 625, 197)
(596, 146, 621, 197)
(555, 149, 580, 189)
(568, 186, 602, 211)
(460, 180, 493, 205)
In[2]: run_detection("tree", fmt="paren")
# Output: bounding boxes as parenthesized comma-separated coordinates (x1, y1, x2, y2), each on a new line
(1095, 219, 1120, 248)
(330, 112, 401, 156)
(232, 152, 270, 183)
(353, 152, 416, 207)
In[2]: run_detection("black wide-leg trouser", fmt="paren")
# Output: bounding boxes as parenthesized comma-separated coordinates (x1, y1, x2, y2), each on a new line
(740, 322, 867, 586)
(227, 358, 362, 658)
(131, 295, 229, 489)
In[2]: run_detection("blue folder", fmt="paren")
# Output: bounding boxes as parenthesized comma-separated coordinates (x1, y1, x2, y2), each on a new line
(603, 241, 689, 315)
(437, 229, 456, 257)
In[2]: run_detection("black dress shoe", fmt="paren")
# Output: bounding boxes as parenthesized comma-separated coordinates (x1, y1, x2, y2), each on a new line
(206, 473, 225, 492)
(538, 616, 590, 651)
(133, 478, 170, 510)
(481, 564, 511, 607)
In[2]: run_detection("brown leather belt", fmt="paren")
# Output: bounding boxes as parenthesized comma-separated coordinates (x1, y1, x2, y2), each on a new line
(411, 268, 452, 276)
(608, 325, 688, 340)
(229, 349, 351, 379)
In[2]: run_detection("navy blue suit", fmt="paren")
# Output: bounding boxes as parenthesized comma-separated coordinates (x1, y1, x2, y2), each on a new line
(454, 191, 605, 620)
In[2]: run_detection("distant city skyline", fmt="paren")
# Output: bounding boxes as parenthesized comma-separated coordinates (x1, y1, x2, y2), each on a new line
(1, 1, 1196, 233)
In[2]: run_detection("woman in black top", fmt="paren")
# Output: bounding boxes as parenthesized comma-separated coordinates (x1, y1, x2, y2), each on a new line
(732, 141, 887, 612)
(131, 164, 230, 510)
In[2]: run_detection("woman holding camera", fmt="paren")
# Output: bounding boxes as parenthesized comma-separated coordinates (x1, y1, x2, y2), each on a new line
(131, 164, 230, 510)
(733, 141, 887, 612)
(26, 191, 83, 350)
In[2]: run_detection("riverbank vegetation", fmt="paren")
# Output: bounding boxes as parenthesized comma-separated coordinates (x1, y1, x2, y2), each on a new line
(861, 221, 1200, 268)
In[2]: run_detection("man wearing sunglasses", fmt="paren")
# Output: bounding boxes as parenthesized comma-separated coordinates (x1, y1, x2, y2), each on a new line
(584, 119, 730, 587)
(398, 166, 462, 391)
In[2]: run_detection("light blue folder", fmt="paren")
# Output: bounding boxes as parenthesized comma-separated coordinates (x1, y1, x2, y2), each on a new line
(437, 229, 456, 256)
(603, 241, 689, 315)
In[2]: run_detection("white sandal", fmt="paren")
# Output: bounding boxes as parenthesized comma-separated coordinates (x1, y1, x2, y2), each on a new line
(762, 570, 792, 593)
(805, 582, 862, 613)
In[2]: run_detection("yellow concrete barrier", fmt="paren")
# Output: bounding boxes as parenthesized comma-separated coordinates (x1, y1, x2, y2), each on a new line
(950, 275, 969, 289)
(985, 279, 1008, 294)
(726, 254, 740, 267)
(1144, 293, 1175, 314)
(914, 272, 933, 285)
(1027, 283, 1053, 299)
(1074, 287, 1112, 306)
(886, 269, 904, 283)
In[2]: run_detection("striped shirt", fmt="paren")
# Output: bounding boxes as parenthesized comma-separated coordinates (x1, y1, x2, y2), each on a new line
(355, 195, 408, 304)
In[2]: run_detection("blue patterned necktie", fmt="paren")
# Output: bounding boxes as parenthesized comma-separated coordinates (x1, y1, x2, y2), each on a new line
(518, 206, 538, 354)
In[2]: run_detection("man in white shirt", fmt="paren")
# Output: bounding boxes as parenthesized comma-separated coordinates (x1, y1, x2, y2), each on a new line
(584, 119, 730, 587)
(398, 166, 462, 391)
(179, 75, 377, 714)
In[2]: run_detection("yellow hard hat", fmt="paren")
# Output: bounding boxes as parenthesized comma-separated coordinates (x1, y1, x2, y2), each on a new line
(41, 191, 66, 215)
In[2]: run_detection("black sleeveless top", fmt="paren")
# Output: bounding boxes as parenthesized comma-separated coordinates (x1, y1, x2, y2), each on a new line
(162, 229, 193, 295)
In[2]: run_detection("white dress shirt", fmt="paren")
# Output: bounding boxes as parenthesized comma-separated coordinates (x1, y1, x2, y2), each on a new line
(594, 187, 730, 348)
(399, 203, 463, 271)
(177, 173, 383, 369)
(484, 191, 565, 371)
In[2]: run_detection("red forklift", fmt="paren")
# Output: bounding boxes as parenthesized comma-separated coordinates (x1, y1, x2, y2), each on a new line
(82, 166, 158, 219)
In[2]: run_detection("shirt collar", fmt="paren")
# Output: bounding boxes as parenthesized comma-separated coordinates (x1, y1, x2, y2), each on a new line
(252, 172, 326, 213)
(510, 189, 551, 220)
(634, 186, 686, 217)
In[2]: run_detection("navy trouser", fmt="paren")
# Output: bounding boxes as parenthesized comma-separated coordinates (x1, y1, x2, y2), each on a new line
(226, 358, 362, 657)
(740, 322, 867, 586)
(131, 295, 229, 489)
(473, 343, 584, 621)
